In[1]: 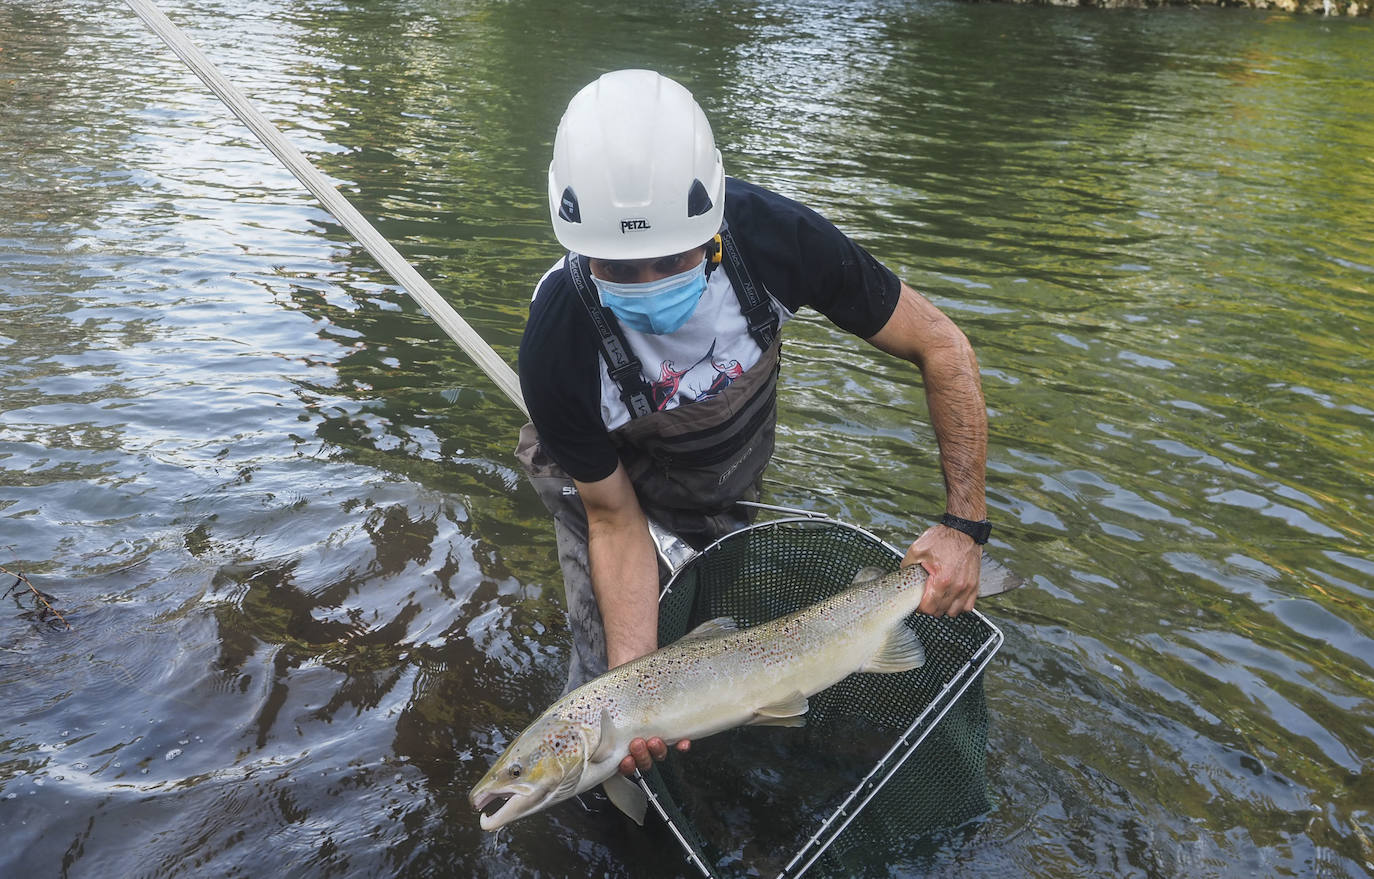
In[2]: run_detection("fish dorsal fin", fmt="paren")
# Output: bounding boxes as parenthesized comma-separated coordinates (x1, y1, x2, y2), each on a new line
(588, 706, 618, 764)
(860, 624, 927, 674)
(849, 566, 889, 586)
(680, 616, 738, 641)
(602, 774, 647, 825)
(750, 691, 809, 727)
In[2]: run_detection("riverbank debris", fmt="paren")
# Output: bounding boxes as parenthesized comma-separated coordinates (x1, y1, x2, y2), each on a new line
(2, 565, 71, 630)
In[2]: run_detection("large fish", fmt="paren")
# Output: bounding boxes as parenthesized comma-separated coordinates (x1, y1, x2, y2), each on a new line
(468, 562, 964, 831)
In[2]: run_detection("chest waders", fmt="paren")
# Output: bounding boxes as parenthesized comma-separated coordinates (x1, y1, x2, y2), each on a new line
(515, 227, 780, 692)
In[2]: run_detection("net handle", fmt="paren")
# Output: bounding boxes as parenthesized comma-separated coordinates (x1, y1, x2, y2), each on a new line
(123, 0, 527, 415)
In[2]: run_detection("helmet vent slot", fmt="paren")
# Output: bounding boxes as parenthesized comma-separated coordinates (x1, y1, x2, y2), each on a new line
(686, 179, 713, 218)
(559, 187, 582, 223)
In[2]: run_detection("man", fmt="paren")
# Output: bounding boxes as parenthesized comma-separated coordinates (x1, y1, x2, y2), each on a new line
(516, 70, 990, 779)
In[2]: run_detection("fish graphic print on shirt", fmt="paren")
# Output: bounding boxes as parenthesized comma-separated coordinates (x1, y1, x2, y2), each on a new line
(650, 340, 745, 411)
(591, 265, 793, 432)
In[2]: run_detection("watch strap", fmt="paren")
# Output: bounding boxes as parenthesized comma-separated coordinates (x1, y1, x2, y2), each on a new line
(940, 512, 992, 545)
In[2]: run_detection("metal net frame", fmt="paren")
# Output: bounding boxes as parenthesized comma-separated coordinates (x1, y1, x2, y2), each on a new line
(637, 516, 1004, 878)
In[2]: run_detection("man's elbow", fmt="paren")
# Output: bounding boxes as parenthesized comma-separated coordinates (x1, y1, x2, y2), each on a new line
(576, 470, 647, 534)
(912, 314, 977, 375)
(944, 321, 979, 370)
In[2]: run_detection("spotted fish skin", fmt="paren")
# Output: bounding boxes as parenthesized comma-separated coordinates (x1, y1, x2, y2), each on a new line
(470, 565, 929, 831)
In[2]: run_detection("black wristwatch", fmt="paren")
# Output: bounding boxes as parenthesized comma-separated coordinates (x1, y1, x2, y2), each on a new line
(939, 512, 992, 545)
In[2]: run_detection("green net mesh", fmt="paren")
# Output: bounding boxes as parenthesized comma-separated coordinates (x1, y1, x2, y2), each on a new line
(642, 518, 1003, 878)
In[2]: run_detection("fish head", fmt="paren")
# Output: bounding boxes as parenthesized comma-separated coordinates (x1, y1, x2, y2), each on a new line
(470, 716, 593, 831)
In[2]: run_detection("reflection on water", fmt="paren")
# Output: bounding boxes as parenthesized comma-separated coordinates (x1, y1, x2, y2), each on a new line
(2, 0, 1372, 876)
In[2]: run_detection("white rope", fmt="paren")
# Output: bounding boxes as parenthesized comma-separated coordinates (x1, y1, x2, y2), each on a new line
(123, 0, 528, 417)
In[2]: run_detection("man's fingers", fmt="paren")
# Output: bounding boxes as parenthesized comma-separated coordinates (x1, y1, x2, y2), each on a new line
(919, 590, 949, 617)
(919, 574, 978, 616)
(919, 566, 952, 615)
(620, 737, 651, 775)
(621, 737, 680, 775)
(634, 738, 654, 771)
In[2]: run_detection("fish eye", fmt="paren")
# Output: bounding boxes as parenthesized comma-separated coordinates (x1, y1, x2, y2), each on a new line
(509, 763, 522, 778)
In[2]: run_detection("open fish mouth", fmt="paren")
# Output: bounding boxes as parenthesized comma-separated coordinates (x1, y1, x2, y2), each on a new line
(472, 784, 546, 831)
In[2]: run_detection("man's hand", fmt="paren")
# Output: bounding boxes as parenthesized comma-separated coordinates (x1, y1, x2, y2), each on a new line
(619, 736, 691, 776)
(903, 524, 982, 617)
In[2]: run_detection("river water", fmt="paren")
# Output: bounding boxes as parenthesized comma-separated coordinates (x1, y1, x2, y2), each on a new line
(2, 1, 1371, 876)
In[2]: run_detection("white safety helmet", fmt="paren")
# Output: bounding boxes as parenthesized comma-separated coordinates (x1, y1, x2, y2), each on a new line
(548, 70, 725, 261)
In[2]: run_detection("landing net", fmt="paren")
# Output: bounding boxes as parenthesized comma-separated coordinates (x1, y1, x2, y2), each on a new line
(640, 517, 1003, 878)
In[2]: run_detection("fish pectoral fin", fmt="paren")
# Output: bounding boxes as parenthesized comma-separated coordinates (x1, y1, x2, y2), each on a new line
(860, 624, 927, 674)
(588, 707, 618, 764)
(680, 616, 738, 642)
(750, 691, 809, 727)
(602, 774, 647, 826)
(554, 760, 585, 801)
(849, 565, 889, 586)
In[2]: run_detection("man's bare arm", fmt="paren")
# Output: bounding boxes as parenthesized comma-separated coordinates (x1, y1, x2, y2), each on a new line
(866, 282, 988, 617)
(575, 463, 659, 668)
(574, 464, 691, 772)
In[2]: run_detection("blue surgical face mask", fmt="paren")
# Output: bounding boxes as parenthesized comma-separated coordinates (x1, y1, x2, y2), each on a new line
(593, 259, 708, 335)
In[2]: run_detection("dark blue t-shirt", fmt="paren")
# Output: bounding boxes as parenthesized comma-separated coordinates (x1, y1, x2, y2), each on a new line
(519, 178, 901, 483)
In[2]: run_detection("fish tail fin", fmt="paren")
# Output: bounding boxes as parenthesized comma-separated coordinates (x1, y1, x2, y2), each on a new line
(977, 556, 1025, 597)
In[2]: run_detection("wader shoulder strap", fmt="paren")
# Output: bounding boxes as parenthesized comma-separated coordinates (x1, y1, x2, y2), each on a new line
(718, 226, 778, 351)
(565, 253, 656, 419)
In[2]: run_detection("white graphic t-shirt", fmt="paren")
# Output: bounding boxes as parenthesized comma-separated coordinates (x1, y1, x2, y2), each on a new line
(519, 178, 903, 484)
(527, 260, 793, 432)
